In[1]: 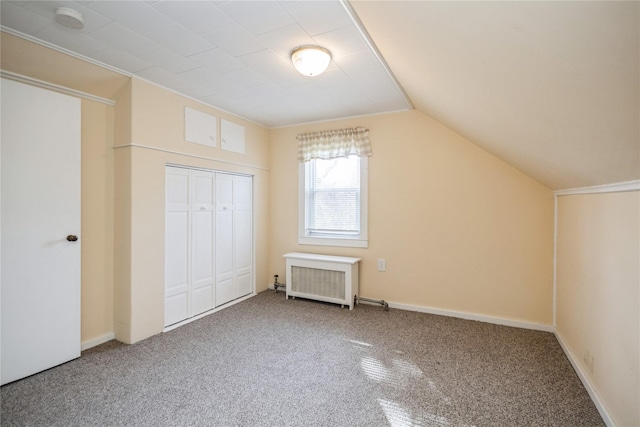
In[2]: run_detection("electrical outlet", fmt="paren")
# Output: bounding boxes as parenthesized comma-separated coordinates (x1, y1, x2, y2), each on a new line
(377, 258, 386, 272)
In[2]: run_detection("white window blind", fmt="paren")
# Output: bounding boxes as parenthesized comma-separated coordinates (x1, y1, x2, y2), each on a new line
(305, 155, 360, 237)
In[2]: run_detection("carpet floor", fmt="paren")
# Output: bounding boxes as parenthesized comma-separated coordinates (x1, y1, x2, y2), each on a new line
(1, 290, 603, 426)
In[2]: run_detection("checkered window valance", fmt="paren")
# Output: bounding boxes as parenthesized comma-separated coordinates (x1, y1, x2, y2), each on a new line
(297, 127, 372, 163)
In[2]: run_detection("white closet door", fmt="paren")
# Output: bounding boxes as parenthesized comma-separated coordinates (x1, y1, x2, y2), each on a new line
(215, 174, 235, 306)
(215, 173, 253, 306)
(1, 79, 81, 385)
(165, 167, 215, 326)
(233, 175, 253, 298)
(190, 170, 214, 316)
(165, 167, 190, 326)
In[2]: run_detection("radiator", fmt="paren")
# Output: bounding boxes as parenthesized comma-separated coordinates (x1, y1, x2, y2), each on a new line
(283, 252, 360, 310)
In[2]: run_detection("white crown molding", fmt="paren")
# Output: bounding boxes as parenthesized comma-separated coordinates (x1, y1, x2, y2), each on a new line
(1, 70, 115, 106)
(1, 27, 264, 128)
(554, 180, 640, 196)
(1, 26, 133, 77)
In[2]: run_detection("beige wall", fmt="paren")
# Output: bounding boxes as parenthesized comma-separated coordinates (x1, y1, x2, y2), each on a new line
(556, 191, 640, 426)
(1, 32, 128, 348)
(269, 110, 554, 325)
(80, 99, 115, 346)
(114, 78, 271, 344)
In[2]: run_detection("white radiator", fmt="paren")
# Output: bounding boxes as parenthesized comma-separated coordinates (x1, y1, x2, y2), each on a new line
(283, 252, 360, 310)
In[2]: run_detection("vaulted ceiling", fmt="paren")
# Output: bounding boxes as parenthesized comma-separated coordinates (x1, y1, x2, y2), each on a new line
(351, 1, 639, 190)
(1, 1, 638, 190)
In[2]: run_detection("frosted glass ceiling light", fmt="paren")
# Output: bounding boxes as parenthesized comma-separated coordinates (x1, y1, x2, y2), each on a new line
(55, 7, 84, 30)
(290, 45, 332, 77)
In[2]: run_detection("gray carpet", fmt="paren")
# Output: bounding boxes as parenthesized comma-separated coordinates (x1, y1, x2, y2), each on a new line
(1, 290, 604, 426)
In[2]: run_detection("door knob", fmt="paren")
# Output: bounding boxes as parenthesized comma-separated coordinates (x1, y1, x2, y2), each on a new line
(66, 235, 78, 242)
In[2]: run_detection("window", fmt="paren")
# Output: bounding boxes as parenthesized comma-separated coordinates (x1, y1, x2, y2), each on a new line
(299, 154, 368, 248)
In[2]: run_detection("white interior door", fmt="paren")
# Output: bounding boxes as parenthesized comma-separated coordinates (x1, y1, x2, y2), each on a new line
(1, 78, 81, 385)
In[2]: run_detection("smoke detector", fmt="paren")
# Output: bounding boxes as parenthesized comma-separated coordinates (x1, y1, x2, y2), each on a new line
(54, 7, 84, 30)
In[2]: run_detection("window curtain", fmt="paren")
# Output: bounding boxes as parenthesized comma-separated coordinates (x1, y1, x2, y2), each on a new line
(297, 126, 372, 163)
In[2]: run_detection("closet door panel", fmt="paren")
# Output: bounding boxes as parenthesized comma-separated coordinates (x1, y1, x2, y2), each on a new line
(235, 272, 253, 299)
(190, 171, 214, 315)
(165, 168, 190, 326)
(215, 208, 234, 306)
(216, 173, 233, 206)
(216, 278, 236, 307)
(165, 211, 189, 297)
(234, 176, 252, 299)
(192, 209, 213, 287)
(234, 209, 252, 277)
(233, 176, 252, 210)
(215, 173, 234, 289)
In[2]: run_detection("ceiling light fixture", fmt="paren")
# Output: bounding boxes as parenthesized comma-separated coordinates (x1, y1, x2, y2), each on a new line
(54, 7, 84, 30)
(290, 45, 332, 77)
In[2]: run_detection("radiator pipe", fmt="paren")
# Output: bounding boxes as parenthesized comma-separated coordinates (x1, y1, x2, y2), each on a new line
(354, 295, 389, 311)
(273, 275, 286, 293)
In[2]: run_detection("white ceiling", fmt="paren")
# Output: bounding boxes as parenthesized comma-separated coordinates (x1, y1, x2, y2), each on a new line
(0, 0, 412, 127)
(1, 1, 638, 190)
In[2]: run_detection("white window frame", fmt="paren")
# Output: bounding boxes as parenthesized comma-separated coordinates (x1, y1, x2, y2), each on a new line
(298, 156, 368, 248)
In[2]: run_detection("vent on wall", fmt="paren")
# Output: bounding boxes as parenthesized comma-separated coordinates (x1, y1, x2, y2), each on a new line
(291, 266, 346, 300)
(284, 253, 360, 310)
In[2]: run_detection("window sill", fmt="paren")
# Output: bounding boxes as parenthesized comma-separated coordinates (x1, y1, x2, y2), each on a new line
(298, 236, 368, 248)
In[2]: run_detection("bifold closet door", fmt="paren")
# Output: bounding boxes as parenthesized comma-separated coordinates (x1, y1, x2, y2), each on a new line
(215, 173, 253, 306)
(189, 171, 215, 316)
(165, 167, 214, 327)
(233, 176, 253, 298)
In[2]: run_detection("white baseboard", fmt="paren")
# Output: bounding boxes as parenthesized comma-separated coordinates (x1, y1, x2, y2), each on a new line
(554, 330, 615, 426)
(81, 332, 115, 351)
(384, 300, 555, 332)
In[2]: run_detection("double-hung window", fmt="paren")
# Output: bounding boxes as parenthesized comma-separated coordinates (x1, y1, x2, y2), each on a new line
(297, 127, 370, 248)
